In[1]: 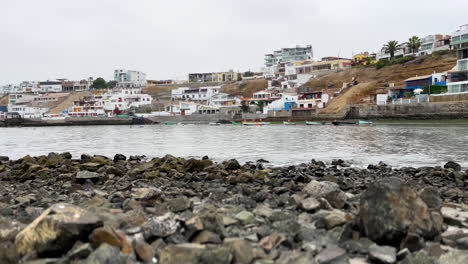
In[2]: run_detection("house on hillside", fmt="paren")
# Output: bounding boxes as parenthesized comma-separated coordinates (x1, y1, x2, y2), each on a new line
(447, 24, 468, 93)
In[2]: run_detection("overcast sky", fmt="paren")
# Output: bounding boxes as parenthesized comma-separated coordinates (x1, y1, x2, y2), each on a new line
(1, 0, 467, 84)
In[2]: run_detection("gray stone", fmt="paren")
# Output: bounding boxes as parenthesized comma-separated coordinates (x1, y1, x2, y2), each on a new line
(224, 239, 255, 264)
(400, 251, 439, 264)
(419, 187, 443, 211)
(142, 213, 180, 239)
(82, 243, 133, 264)
(315, 247, 349, 264)
(131, 187, 161, 200)
(439, 249, 468, 264)
(368, 244, 397, 264)
(235, 211, 255, 224)
(358, 177, 438, 246)
(76, 171, 100, 182)
(166, 196, 192, 212)
(300, 197, 321, 212)
(303, 180, 347, 209)
(444, 161, 461, 171)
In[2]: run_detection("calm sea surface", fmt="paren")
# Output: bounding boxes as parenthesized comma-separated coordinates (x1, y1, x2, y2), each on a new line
(1, 123, 467, 167)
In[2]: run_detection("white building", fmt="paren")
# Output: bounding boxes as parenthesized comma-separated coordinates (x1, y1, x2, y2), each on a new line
(209, 93, 241, 107)
(102, 87, 153, 112)
(7, 104, 49, 118)
(39, 81, 63, 93)
(171, 86, 221, 101)
(165, 101, 200, 116)
(417, 34, 451, 56)
(265, 45, 313, 67)
(263, 94, 298, 114)
(447, 25, 468, 93)
(114, 69, 147, 87)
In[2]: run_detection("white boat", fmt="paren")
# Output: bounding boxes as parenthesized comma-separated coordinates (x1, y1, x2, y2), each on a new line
(306, 121, 324, 125)
(283, 121, 296, 125)
(209, 122, 220, 126)
(242, 121, 271, 126)
(358, 120, 373, 126)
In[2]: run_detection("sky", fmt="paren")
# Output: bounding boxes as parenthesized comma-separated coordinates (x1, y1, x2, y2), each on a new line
(1, 0, 467, 84)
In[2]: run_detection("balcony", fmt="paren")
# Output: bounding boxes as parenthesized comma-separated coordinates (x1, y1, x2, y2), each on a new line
(448, 71, 468, 83)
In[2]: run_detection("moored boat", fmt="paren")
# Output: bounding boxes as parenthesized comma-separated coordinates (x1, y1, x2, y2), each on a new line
(306, 121, 325, 125)
(242, 121, 271, 126)
(283, 121, 296, 125)
(209, 122, 220, 126)
(332, 121, 357, 126)
(163, 122, 177, 126)
(358, 120, 373, 126)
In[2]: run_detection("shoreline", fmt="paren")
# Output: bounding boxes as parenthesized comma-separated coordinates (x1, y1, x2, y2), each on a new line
(0, 153, 467, 263)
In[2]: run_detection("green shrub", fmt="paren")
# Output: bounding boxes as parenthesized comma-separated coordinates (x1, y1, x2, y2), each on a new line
(432, 50, 455, 57)
(423, 85, 447, 94)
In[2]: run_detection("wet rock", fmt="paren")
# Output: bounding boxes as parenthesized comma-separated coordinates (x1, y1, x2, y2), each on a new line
(444, 161, 461, 172)
(303, 180, 347, 209)
(113, 154, 127, 162)
(67, 242, 93, 260)
(15, 203, 103, 257)
(455, 236, 468, 249)
(223, 159, 241, 171)
(368, 244, 397, 264)
(358, 177, 438, 246)
(0, 156, 9, 162)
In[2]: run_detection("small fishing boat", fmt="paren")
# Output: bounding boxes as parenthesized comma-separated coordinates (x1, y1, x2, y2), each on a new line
(283, 121, 296, 125)
(163, 122, 177, 126)
(242, 121, 271, 126)
(358, 120, 373, 126)
(231, 122, 242, 126)
(332, 121, 357, 126)
(209, 122, 220, 126)
(306, 121, 325, 125)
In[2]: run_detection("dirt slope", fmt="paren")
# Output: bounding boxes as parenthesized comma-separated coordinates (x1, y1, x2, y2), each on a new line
(222, 79, 268, 98)
(0, 95, 8, 105)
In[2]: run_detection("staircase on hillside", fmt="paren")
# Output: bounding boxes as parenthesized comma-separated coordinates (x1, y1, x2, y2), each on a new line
(49, 92, 91, 114)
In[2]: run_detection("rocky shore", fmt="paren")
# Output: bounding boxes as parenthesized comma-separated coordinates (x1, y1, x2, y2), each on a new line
(0, 153, 468, 263)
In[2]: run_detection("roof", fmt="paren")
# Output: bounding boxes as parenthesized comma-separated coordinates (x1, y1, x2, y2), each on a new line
(405, 75, 432, 82)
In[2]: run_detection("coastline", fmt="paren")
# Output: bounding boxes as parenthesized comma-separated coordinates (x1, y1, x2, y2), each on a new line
(0, 153, 467, 263)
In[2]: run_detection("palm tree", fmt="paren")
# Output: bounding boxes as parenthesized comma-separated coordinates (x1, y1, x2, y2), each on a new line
(383, 40, 403, 60)
(408, 36, 422, 54)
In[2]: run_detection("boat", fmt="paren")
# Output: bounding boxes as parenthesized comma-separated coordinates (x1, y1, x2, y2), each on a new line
(332, 121, 357, 126)
(242, 121, 271, 126)
(306, 121, 325, 125)
(231, 122, 242, 126)
(163, 122, 177, 126)
(283, 121, 296, 125)
(358, 120, 373, 126)
(209, 122, 220, 126)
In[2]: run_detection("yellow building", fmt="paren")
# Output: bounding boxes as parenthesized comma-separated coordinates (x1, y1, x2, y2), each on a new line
(352, 52, 376, 65)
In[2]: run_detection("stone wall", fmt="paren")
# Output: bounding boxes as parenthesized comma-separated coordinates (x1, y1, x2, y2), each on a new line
(355, 102, 468, 119)
(149, 114, 234, 123)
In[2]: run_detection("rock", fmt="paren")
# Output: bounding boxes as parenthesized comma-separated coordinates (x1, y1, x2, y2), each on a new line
(358, 177, 438, 246)
(82, 243, 133, 263)
(166, 196, 192, 212)
(224, 239, 255, 264)
(223, 159, 241, 171)
(444, 161, 461, 171)
(438, 249, 468, 264)
(368, 244, 397, 264)
(419, 187, 443, 211)
(257, 159, 270, 163)
(76, 171, 101, 183)
(132, 187, 161, 200)
(0, 156, 9, 162)
(259, 233, 285, 251)
(276, 251, 315, 264)
(113, 154, 127, 162)
(235, 211, 255, 224)
(89, 227, 132, 255)
(15, 203, 103, 257)
(299, 197, 321, 212)
(184, 159, 213, 173)
(303, 180, 347, 209)
(192, 230, 221, 244)
(315, 247, 349, 264)
(67, 243, 93, 260)
(400, 251, 438, 264)
(324, 210, 349, 230)
(159, 244, 232, 264)
(142, 213, 180, 240)
(455, 236, 468, 249)
(134, 240, 156, 263)
(441, 206, 468, 228)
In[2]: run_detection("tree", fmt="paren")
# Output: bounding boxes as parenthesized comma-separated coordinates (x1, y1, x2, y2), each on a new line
(107, 80, 118, 89)
(408, 36, 421, 54)
(240, 102, 250, 113)
(383, 40, 403, 60)
(256, 101, 265, 112)
(92, 77, 108, 89)
(243, 71, 254, 77)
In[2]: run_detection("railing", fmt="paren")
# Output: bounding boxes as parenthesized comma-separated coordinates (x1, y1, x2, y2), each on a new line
(391, 95, 429, 105)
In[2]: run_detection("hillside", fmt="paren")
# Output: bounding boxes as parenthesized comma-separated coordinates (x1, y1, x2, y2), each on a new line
(222, 79, 268, 98)
(305, 53, 457, 114)
(0, 95, 7, 106)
